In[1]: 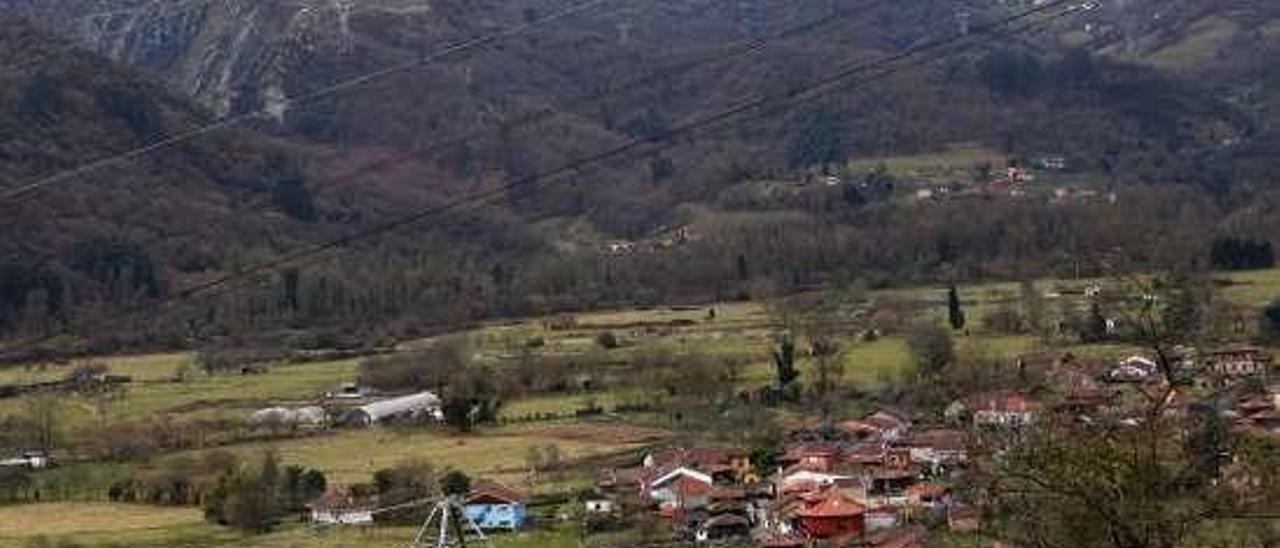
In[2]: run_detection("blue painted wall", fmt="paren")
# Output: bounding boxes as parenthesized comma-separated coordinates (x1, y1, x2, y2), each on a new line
(464, 502, 526, 531)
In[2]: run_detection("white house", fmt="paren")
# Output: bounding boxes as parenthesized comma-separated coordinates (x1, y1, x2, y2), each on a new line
(310, 489, 375, 526)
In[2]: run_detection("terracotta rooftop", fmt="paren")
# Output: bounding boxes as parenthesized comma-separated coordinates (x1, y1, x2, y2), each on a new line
(466, 482, 525, 505)
(796, 490, 867, 518)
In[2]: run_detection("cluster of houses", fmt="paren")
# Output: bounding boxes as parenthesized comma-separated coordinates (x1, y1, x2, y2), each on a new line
(949, 345, 1274, 429)
(592, 409, 969, 546)
(585, 343, 1275, 546)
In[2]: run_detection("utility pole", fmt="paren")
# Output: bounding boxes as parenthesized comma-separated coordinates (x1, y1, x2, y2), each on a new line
(333, 0, 355, 54)
(408, 496, 493, 548)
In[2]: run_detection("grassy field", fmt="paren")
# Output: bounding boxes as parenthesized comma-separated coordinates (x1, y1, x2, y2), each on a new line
(0, 517, 580, 548)
(183, 421, 665, 485)
(1220, 268, 1280, 308)
(1143, 16, 1238, 71)
(0, 352, 190, 385)
(0, 503, 202, 539)
(847, 143, 1006, 184)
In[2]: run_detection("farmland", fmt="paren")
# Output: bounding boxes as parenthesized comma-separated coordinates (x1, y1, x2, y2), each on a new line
(0, 268, 1278, 546)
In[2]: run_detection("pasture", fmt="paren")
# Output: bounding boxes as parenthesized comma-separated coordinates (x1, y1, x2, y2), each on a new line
(189, 421, 666, 485)
(0, 503, 201, 539)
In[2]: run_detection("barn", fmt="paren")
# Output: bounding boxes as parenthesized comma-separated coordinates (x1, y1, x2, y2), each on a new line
(344, 391, 443, 426)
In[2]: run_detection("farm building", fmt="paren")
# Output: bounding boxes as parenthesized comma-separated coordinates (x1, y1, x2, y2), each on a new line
(344, 391, 443, 426)
(310, 488, 376, 525)
(464, 483, 526, 531)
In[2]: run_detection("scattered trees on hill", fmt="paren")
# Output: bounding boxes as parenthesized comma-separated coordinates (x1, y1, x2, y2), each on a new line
(358, 337, 469, 393)
(201, 452, 327, 533)
(787, 107, 846, 171)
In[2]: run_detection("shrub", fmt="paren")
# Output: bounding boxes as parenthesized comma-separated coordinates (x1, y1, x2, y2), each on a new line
(595, 331, 619, 349)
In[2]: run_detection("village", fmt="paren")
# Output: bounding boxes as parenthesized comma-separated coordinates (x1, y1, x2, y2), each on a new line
(1, 267, 1278, 547)
(251, 332, 1280, 547)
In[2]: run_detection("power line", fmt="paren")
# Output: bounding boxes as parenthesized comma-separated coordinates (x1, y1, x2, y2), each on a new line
(0, 0, 621, 204)
(0, 0, 1093, 357)
(129, 0, 886, 253)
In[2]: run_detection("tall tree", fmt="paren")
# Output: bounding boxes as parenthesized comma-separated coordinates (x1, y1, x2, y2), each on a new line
(810, 337, 843, 419)
(771, 335, 800, 389)
(947, 285, 966, 331)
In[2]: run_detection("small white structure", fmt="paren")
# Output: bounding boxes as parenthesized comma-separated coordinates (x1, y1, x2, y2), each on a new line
(329, 382, 367, 400)
(0, 451, 51, 470)
(584, 499, 617, 514)
(347, 391, 443, 426)
(1108, 356, 1158, 383)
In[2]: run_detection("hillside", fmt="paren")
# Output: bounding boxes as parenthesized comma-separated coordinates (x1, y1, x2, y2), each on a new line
(0, 2, 1277, 358)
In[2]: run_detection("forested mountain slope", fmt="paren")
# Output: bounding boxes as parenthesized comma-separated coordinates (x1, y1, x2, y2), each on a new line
(0, 1, 1278, 357)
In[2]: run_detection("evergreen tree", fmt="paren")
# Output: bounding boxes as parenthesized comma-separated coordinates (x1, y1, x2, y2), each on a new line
(771, 335, 799, 388)
(947, 285, 966, 331)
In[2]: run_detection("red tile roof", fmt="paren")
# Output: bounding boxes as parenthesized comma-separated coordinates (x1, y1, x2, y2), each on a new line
(796, 491, 867, 518)
(466, 482, 525, 505)
(672, 475, 712, 497)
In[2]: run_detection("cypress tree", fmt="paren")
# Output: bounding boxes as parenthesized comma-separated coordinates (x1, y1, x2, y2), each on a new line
(948, 285, 966, 331)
